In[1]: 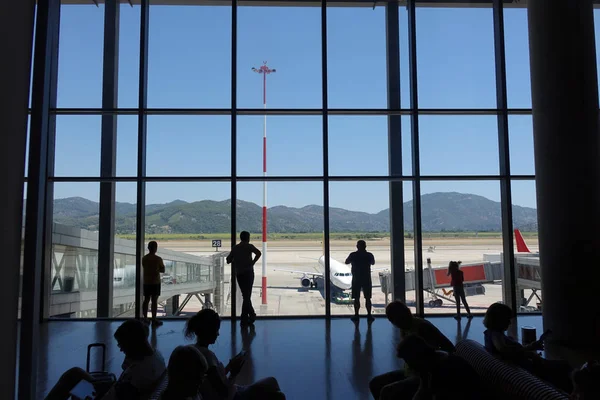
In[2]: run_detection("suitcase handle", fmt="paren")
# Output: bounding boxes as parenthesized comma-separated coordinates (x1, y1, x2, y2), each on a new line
(86, 343, 106, 373)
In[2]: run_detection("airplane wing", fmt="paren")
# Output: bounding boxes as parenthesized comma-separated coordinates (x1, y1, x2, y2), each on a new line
(273, 268, 323, 278)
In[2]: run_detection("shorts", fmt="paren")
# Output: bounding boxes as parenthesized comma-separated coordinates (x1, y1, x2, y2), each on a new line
(351, 276, 372, 299)
(453, 286, 465, 298)
(143, 284, 161, 297)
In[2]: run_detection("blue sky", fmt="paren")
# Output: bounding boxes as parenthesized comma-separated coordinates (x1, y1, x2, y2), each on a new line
(39, 4, 600, 213)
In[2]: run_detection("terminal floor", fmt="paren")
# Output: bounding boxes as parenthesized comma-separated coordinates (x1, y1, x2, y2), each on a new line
(36, 315, 543, 400)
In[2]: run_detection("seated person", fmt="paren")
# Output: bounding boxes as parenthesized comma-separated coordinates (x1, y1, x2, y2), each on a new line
(45, 319, 166, 400)
(394, 334, 484, 400)
(185, 309, 285, 400)
(370, 301, 455, 400)
(483, 302, 572, 393)
(160, 345, 208, 400)
(571, 361, 600, 400)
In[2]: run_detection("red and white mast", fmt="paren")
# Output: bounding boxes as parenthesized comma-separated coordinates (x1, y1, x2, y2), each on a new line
(252, 62, 276, 305)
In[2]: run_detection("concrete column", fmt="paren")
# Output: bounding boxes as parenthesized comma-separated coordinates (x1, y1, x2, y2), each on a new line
(528, 0, 600, 353)
(0, 1, 36, 397)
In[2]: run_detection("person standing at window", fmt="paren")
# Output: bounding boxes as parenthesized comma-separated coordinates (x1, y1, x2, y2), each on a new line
(345, 240, 376, 322)
(447, 261, 472, 320)
(142, 241, 165, 327)
(227, 231, 262, 328)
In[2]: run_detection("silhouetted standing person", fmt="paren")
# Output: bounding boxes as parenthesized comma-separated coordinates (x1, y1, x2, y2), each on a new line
(227, 231, 262, 328)
(447, 261, 472, 320)
(345, 240, 375, 322)
(142, 241, 165, 327)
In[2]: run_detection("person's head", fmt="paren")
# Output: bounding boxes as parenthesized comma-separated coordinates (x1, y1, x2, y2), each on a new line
(448, 260, 461, 273)
(114, 319, 151, 359)
(185, 309, 221, 345)
(396, 334, 438, 373)
(483, 302, 513, 332)
(571, 362, 600, 399)
(166, 345, 208, 397)
(240, 231, 250, 242)
(385, 301, 413, 330)
(148, 241, 158, 253)
(357, 240, 367, 251)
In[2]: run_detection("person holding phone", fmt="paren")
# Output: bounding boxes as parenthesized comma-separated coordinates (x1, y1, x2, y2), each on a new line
(483, 303, 572, 392)
(185, 310, 285, 400)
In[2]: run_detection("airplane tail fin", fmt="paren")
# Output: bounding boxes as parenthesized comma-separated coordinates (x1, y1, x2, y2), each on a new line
(514, 229, 531, 253)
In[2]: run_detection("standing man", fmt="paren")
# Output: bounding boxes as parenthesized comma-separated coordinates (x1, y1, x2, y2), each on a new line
(345, 240, 375, 322)
(227, 231, 261, 328)
(142, 241, 165, 327)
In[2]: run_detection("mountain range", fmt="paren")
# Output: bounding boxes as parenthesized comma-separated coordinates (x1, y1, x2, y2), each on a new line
(51, 192, 538, 234)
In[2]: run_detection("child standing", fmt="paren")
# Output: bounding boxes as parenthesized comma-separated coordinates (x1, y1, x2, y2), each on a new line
(447, 261, 472, 320)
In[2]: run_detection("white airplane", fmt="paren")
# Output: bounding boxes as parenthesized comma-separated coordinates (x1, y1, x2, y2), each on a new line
(274, 254, 389, 293)
(274, 255, 353, 291)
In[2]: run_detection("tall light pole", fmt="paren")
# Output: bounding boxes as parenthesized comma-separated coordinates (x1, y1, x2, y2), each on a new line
(252, 62, 276, 305)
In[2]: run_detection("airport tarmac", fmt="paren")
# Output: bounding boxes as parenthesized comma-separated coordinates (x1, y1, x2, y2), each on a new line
(161, 238, 540, 317)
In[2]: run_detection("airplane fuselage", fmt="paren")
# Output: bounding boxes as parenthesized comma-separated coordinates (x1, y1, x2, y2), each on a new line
(317, 256, 353, 290)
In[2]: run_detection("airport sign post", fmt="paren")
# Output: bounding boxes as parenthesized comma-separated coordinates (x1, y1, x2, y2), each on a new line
(212, 240, 222, 251)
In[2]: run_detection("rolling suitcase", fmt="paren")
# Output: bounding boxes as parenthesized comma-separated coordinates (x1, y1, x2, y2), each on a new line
(85, 343, 117, 395)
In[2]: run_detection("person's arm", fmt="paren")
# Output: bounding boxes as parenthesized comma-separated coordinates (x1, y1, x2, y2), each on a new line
(490, 332, 530, 359)
(205, 366, 231, 397)
(226, 247, 235, 264)
(345, 253, 352, 265)
(251, 245, 262, 264)
(370, 253, 375, 266)
(420, 323, 456, 353)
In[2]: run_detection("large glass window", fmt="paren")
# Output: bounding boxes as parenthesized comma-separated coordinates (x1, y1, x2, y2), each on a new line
(148, 5, 231, 108)
(329, 181, 391, 316)
(54, 116, 101, 177)
(35, 2, 541, 320)
(419, 181, 505, 315)
(146, 116, 231, 177)
(237, 116, 322, 177)
(112, 182, 138, 317)
(327, 6, 386, 108)
(511, 180, 540, 313)
(119, 4, 141, 108)
(509, 115, 535, 176)
(145, 182, 231, 317)
(48, 183, 100, 318)
(328, 116, 389, 177)
(57, 5, 104, 108)
(236, 181, 324, 316)
(238, 6, 321, 109)
(416, 7, 496, 109)
(504, 8, 532, 109)
(418, 116, 499, 176)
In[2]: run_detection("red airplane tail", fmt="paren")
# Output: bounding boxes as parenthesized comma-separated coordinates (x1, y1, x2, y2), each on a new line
(514, 229, 531, 253)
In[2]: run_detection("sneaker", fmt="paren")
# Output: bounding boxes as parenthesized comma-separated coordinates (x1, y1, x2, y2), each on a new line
(152, 319, 163, 327)
(240, 321, 249, 328)
(454, 315, 461, 320)
(466, 314, 473, 319)
(350, 315, 359, 322)
(249, 314, 257, 324)
(367, 315, 375, 322)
